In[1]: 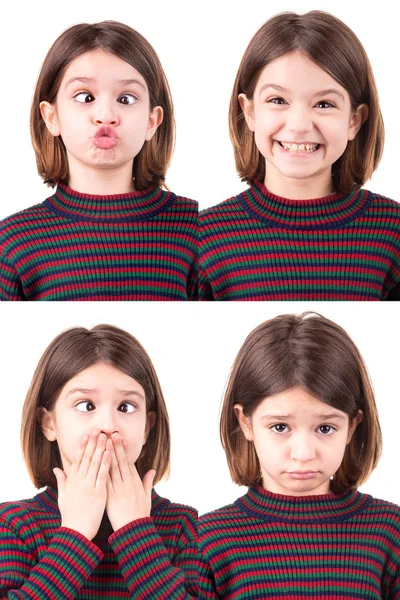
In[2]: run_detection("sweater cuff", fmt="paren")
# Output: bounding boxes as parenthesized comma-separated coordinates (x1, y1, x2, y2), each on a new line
(109, 517, 187, 598)
(40, 527, 103, 596)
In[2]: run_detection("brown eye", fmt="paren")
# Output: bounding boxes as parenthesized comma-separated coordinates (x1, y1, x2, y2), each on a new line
(74, 92, 94, 103)
(118, 402, 137, 414)
(118, 94, 137, 105)
(76, 401, 95, 412)
(271, 424, 289, 433)
(318, 425, 335, 435)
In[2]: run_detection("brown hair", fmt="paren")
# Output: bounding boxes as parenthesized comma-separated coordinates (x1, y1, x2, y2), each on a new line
(21, 324, 170, 489)
(30, 21, 175, 190)
(229, 11, 384, 195)
(220, 312, 382, 493)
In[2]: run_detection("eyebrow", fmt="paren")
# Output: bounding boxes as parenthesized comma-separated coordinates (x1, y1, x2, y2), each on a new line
(65, 387, 145, 400)
(64, 76, 146, 91)
(259, 83, 345, 101)
(261, 413, 347, 422)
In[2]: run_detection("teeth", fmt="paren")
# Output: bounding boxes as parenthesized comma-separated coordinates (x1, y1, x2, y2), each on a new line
(280, 142, 319, 152)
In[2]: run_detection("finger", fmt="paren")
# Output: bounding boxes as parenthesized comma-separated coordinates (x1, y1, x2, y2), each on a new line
(70, 433, 89, 476)
(109, 439, 121, 483)
(79, 428, 101, 478)
(106, 472, 114, 495)
(95, 444, 111, 489)
(112, 433, 130, 481)
(86, 432, 107, 483)
(142, 469, 156, 499)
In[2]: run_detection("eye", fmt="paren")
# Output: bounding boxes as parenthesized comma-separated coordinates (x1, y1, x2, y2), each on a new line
(317, 425, 336, 435)
(118, 93, 138, 105)
(75, 401, 95, 412)
(73, 92, 94, 104)
(315, 101, 335, 109)
(118, 402, 137, 414)
(267, 97, 286, 105)
(270, 423, 289, 434)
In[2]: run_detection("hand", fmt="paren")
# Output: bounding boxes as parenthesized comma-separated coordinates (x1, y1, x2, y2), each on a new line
(53, 428, 111, 541)
(105, 432, 156, 532)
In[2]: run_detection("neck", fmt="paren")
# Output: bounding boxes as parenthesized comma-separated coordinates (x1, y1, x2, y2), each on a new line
(67, 153, 136, 196)
(264, 167, 335, 200)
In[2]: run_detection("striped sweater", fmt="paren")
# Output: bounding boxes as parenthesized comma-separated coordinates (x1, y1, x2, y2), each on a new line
(199, 180, 400, 300)
(0, 486, 199, 599)
(198, 485, 400, 599)
(0, 183, 198, 301)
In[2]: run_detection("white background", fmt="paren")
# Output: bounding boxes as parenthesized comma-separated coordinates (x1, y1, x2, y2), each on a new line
(0, 0, 398, 215)
(0, 302, 399, 515)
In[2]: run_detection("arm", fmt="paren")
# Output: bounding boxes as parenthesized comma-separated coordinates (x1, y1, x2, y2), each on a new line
(0, 254, 24, 301)
(198, 264, 214, 301)
(0, 520, 103, 599)
(109, 515, 199, 599)
(198, 552, 220, 599)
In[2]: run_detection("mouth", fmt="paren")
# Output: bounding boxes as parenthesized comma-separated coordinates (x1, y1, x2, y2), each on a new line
(93, 127, 118, 149)
(275, 140, 321, 154)
(287, 471, 319, 479)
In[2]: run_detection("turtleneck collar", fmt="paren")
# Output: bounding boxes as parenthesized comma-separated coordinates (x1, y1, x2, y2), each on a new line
(44, 182, 175, 223)
(235, 485, 372, 524)
(238, 180, 372, 230)
(35, 486, 170, 517)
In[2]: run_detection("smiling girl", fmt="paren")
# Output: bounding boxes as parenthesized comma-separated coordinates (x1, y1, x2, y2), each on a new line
(0, 21, 197, 300)
(198, 312, 400, 599)
(199, 11, 400, 300)
(0, 325, 199, 598)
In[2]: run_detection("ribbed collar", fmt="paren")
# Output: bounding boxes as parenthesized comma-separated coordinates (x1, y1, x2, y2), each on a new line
(35, 486, 170, 517)
(44, 182, 175, 223)
(235, 485, 372, 524)
(238, 180, 372, 230)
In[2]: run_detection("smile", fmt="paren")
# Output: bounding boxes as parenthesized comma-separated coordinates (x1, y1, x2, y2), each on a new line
(277, 141, 320, 153)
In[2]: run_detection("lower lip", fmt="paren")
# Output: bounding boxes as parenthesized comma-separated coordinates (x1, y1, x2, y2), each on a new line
(287, 472, 318, 479)
(274, 140, 322, 158)
(93, 136, 118, 149)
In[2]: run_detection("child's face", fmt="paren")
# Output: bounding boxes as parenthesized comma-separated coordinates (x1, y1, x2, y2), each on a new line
(40, 361, 155, 475)
(40, 49, 162, 182)
(235, 386, 362, 496)
(239, 51, 368, 194)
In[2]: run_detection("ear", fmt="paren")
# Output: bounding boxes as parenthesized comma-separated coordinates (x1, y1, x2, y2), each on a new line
(238, 93, 255, 132)
(348, 104, 369, 141)
(144, 410, 156, 443)
(39, 101, 61, 137)
(145, 106, 163, 141)
(38, 407, 57, 442)
(346, 409, 363, 444)
(233, 404, 253, 441)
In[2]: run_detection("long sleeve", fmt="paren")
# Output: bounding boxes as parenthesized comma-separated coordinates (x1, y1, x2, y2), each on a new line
(109, 516, 198, 599)
(0, 520, 103, 599)
(198, 553, 219, 599)
(0, 254, 24, 301)
(198, 264, 214, 301)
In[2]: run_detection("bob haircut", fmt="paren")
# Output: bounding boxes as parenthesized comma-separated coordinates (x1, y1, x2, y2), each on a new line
(30, 20, 175, 191)
(21, 324, 170, 489)
(229, 11, 384, 195)
(220, 312, 382, 493)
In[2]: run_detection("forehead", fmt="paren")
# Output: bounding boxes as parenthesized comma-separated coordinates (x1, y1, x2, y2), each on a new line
(255, 51, 348, 99)
(60, 48, 147, 90)
(255, 387, 348, 420)
(58, 361, 146, 398)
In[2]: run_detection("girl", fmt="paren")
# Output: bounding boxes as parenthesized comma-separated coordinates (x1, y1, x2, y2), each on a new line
(199, 10, 400, 301)
(0, 324, 199, 598)
(0, 21, 198, 301)
(198, 312, 400, 599)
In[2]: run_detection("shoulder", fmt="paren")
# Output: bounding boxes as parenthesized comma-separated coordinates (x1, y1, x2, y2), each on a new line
(200, 192, 247, 223)
(0, 494, 45, 534)
(366, 189, 400, 214)
(199, 501, 243, 532)
(168, 192, 198, 217)
(367, 494, 400, 519)
(151, 490, 197, 533)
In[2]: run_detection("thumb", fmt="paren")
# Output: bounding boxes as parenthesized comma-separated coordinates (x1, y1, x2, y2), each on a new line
(53, 467, 67, 491)
(142, 469, 156, 499)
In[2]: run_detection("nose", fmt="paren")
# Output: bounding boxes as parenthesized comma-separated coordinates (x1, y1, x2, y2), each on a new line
(290, 432, 316, 462)
(286, 104, 313, 134)
(92, 96, 119, 127)
(96, 409, 119, 437)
